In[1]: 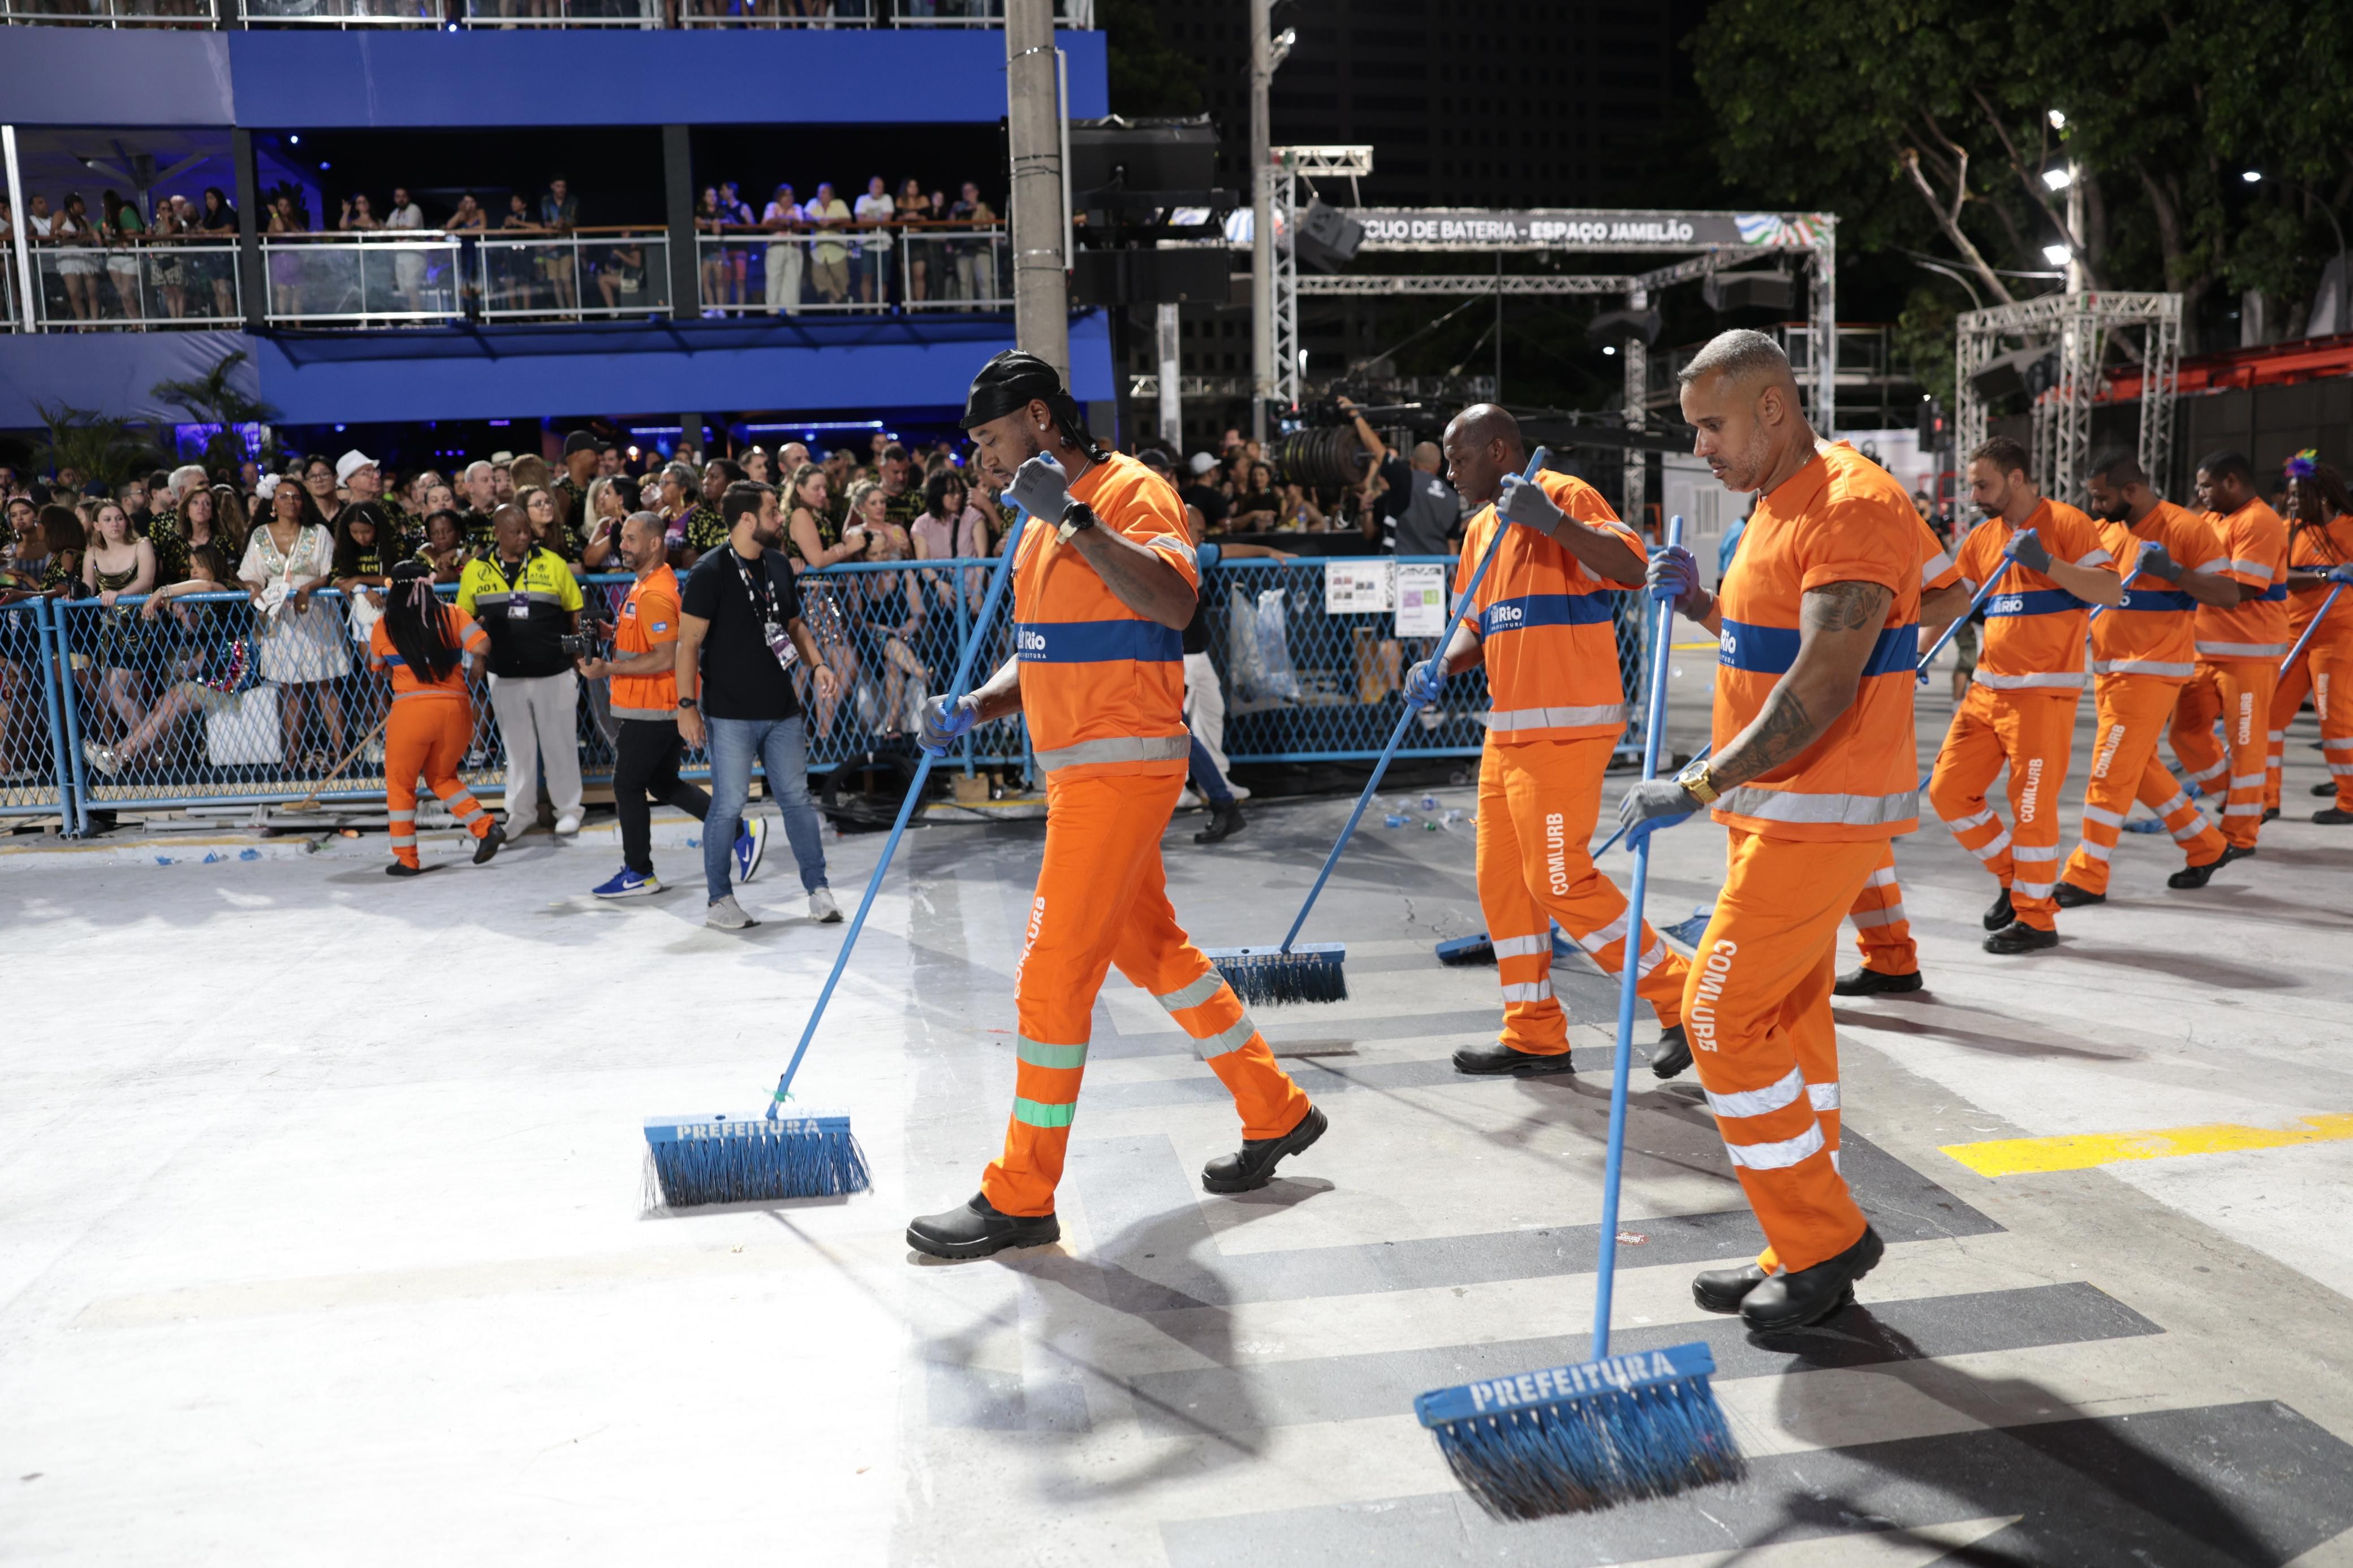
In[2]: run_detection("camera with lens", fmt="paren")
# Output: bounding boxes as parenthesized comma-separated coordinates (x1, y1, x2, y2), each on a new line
(559, 630, 600, 661)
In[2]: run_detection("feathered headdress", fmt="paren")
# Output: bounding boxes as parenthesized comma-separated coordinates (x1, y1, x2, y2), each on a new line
(2286, 449, 2320, 480)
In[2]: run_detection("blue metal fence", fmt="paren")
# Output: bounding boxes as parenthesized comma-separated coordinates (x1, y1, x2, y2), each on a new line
(27, 552, 1653, 832)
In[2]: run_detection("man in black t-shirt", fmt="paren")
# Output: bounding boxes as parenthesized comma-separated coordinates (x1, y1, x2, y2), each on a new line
(1181, 452, 1232, 535)
(675, 479, 842, 931)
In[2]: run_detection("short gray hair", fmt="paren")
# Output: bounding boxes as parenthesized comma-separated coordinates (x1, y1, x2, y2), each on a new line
(463, 460, 493, 483)
(169, 463, 206, 499)
(1677, 329, 1793, 389)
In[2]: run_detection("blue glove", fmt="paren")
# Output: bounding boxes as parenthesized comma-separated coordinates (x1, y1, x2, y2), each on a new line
(1647, 543, 1701, 609)
(1617, 777, 1701, 846)
(2005, 528, 2051, 573)
(1005, 454, 1070, 525)
(2329, 563, 2353, 586)
(1403, 657, 1446, 706)
(2137, 541, 2183, 582)
(917, 693, 979, 756)
(1495, 473, 1563, 535)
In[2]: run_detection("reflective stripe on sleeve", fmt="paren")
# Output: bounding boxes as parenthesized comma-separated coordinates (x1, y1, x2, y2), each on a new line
(1033, 735, 1192, 773)
(1808, 1081, 1841, 1111)
(1483, 702, 1629, 732)
(1702, 1064, 1805, 1120)
(2074, 548, 2113, 567)
(1920, 550, 1954, 584)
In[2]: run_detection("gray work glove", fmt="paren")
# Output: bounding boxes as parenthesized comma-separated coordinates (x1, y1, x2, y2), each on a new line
(1496, 473, 1563, 535)
(1617, 777, 1701, 847)
(917, 693, 979, 757)
(1005, 453, 1070, 523)
(2004, 528, 2051, 573)
(2137, 540, 2183, 582)
(1404, 656, 1446, 706)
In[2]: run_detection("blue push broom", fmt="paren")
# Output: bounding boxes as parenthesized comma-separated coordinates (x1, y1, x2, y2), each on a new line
(1413, 517, 1742, 1519)
(1208, 448, 1551, 1006)
(643, 514, 1032, 1208)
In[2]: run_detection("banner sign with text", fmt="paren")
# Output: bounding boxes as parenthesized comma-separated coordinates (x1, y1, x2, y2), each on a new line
(1350, 210, 1832, 252)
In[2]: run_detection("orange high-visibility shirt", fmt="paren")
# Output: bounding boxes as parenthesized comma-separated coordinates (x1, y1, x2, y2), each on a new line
(1013, 451, 1199, 781)
(2287, 512, 2353, 638)
(368, 607, 489, 700)
(2089, 500, 2216, 680)
(610, 564, 682, 720)
(2193, 497, 2290, 660)
(1710, 441, 1924, 841)
(1454, 469, 1643, 743)
(1953, 498, 2113, 692)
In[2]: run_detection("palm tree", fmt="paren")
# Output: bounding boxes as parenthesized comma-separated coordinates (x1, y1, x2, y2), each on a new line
(150, 350, 281, 481)
(33, 401, 161, 492)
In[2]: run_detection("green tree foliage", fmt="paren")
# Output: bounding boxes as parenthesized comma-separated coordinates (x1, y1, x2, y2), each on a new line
(1694, 0, 2353, 343)
(150, 351, 281, 480)
(1100, 0, 1203, 118)
(32, 403, 162, 491)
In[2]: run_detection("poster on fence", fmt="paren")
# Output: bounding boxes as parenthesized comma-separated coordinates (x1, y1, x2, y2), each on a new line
(1324, 559, 1394, 615)
(1394, 563, 1448, 637)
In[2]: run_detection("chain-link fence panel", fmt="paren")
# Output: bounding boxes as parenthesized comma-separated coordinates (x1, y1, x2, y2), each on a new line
(0, 601, 75, 827)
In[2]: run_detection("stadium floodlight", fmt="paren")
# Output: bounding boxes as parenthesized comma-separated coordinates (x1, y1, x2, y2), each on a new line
(2042, 166, 2072, 191)
(2047, 109, 2067, 129)
(2042, 244, 2072, 266)
(2243, 170, 2262, 183)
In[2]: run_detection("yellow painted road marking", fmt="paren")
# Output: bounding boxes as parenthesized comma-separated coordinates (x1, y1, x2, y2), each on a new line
(1943, 1114, 2353, 1177)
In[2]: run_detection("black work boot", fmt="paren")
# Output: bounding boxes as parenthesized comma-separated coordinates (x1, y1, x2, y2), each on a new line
(1739, 1225, 1884, 1331)
(1193, 802, 1247, 844)
(2167, 856, 2224, 889)
(2318, 807, 2353, 825)
(473, 823, 507, 865)
(1833, 967, 1922, 997)
(1984, 921, 2058, 954)
(1203, 1104, 1328, 1194)
(2051, 880, 2105, 908)
(1692, 1263, 1772, 1314)
(1453, 1041, 1576, 1077)
(2218, 843, 2257, 866)
(2315, 781, 2338, 797)
(1981, 885, 2014, 931)
(906, 1193, 1061, 1260)
(1649, 1024, 1692, 1079)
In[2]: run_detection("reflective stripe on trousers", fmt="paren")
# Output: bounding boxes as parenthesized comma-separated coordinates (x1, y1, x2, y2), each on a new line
(1032, 734, 1192, 775)
(1929, 683, 2078, 930)
(2170, 659, 2278, 850)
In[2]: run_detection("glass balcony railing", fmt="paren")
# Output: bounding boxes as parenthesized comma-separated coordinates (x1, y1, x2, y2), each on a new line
(259, 232, 463, 325)
(236, 0, 437, 21)
(691, 226, 1007, 316)
(0, 0, 208, 22)
(16, 237, 243, 330)
(12, 0, 1085, 23)
(472, 230, 670, 321)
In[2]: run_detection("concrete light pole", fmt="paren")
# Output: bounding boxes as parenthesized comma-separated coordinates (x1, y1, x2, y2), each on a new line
(1247, 0, 1292, 444)
(1006, 0, 1068, 380)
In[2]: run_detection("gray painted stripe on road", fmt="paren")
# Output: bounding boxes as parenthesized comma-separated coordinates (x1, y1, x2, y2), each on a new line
(1128, 1281, 2160, 1437)
(1160, 1402, 2353, 1568)
(1019, 1132, 1998, 1311)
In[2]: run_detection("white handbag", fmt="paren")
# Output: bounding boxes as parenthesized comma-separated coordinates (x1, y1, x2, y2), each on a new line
(206, 683, 284, 766)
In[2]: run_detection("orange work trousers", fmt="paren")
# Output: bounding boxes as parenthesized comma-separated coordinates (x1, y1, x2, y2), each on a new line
(1475, 736, 1691, 1053)
(2171, 659, 2276, 850)
(2268, 614, 2353, 813)
(2059, 673, 2226, 896)
(980, 770, 1312, 1218)
(1846, 844, 1915, 978)
(1683, 827, 1878, 1276)
(1928, 684, 2080, 932)
(385, 694, 493, 868)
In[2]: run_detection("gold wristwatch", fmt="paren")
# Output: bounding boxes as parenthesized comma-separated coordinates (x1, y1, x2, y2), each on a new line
(1674, 756, 1721, 806)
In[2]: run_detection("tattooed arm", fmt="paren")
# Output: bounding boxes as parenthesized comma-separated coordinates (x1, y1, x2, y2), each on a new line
(1710, 580, 1894, 791)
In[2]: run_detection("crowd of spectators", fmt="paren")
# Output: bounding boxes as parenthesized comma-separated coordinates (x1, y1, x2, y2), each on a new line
(1, 172, 1002, 329)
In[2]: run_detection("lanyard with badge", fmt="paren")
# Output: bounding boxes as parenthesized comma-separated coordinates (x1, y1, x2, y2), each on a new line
(502, 549, 535, 620)
(730, 548, 799, 669)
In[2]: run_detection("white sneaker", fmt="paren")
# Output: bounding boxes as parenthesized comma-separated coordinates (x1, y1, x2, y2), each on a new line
(705, 895, 759, 930)
(1226, 781, 1251, 801)
(554, 811, 581, 836)
(809, 887, 842, 923)
(1178, 787, 1203, 810)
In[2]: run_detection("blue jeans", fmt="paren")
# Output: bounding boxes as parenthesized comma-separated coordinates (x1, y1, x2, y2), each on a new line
(704, 714, 829, 904)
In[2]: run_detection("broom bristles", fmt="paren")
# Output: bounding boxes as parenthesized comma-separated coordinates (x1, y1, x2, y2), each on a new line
(1204, 943, 1347, 1005)
(1416, 1342, 1742, 1521)
(642, 1111, 871, 1209)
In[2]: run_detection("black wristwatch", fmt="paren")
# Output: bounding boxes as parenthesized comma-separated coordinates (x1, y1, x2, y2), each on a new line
(676, 696, 698, 710)
(1055, 501, 1098, 543)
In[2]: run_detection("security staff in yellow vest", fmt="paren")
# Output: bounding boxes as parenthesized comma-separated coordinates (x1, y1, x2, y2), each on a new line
(457, 504, 585, 835)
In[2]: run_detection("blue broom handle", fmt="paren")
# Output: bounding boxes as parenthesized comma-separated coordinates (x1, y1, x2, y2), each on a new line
(2084, 565, 2144, 623)
(2282, 581, 2348, 673)
(769, 513, 1031, 1113)
(1592, 514, 1683, 1362)
(1276, 447, 1552, 954)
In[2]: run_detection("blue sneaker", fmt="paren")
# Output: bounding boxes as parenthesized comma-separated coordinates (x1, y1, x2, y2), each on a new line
(593, 867, 660, 899)
(734, 817, 768, 885)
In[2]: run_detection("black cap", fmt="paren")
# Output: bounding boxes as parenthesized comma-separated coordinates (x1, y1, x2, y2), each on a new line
(960, 349, 1066, 431)
(562, 430, 606, 456)
(1136, 447, 1175, 473)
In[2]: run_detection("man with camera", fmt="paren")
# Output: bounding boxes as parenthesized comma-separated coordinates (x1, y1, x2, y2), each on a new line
(576, 510, 760, 899)
(674, 480, 842, 931)
(457, 504, 586, 837)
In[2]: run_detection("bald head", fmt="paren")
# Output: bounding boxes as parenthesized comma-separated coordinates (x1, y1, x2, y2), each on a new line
(1678, 330, 1815, 494)
(1441, 404, 1527, 506)
(1410, 440, 1442, 474)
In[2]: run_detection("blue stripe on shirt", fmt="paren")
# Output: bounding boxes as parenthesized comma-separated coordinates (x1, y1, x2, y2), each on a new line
(1717, 619, 1918, 679)
(1477, 591, 1617, 637)
(2114, 588, 2197, 613)
(1015, 619, 1183, 663)
(1983, 588, 2087, 617)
